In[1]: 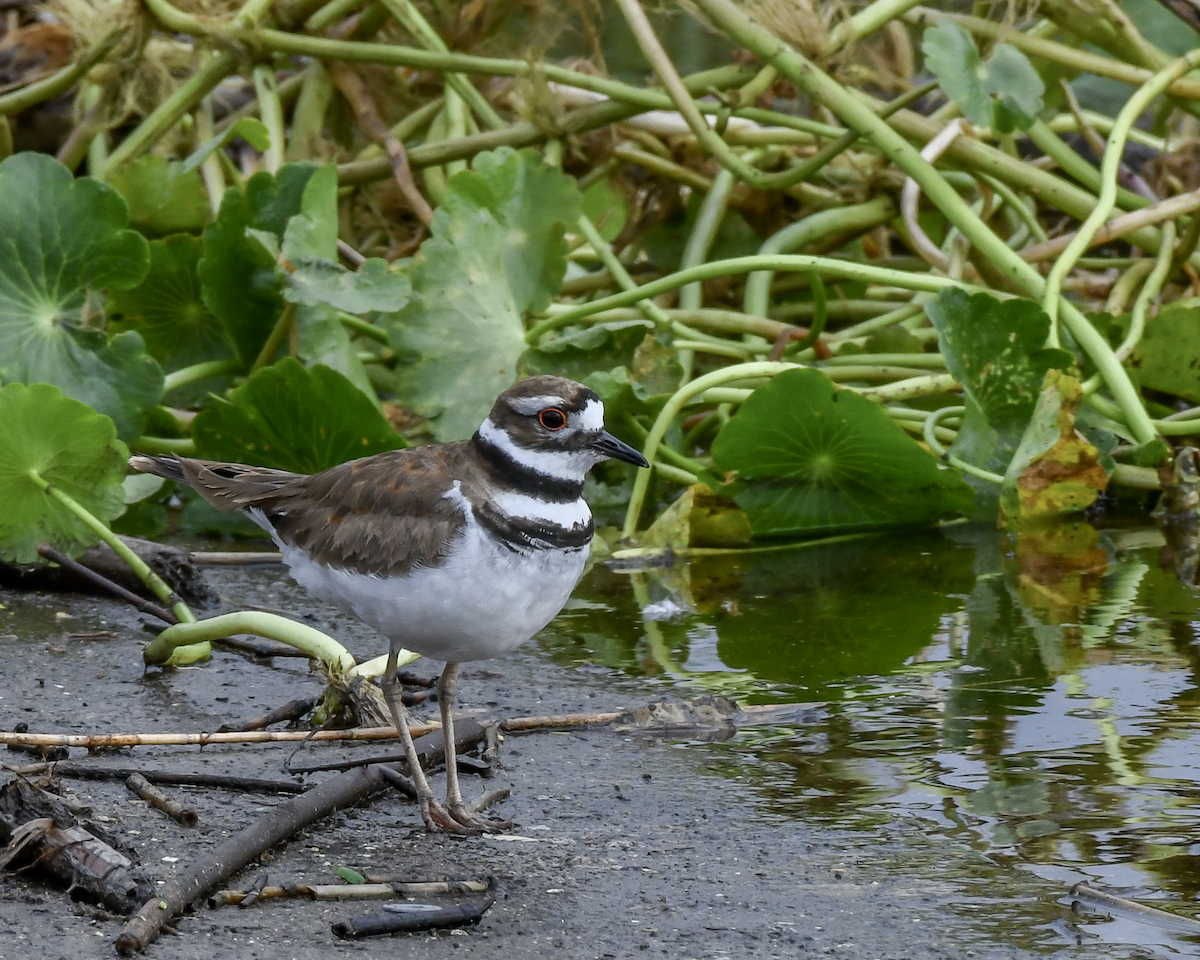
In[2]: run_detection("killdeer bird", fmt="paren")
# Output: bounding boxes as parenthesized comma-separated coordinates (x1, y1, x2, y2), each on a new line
(131, 376, 647, 833)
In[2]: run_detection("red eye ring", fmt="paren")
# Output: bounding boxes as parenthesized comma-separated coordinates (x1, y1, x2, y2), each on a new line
(538, 408, 568, 430)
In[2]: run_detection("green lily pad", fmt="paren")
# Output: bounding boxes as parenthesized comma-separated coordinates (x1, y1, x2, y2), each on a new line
(710, 368, 974, 536)
(109, 234, 236, 400)
(192, 358, 406, 474)
(389, 149, 581, 440)
(198, 163, 318, 368)
(927, 288, 1074, 512)
(0, 152, 160, 440)
(0, 382, 128, 563)
(108, 155, 212, 235)
(922, 21, 1044, 133)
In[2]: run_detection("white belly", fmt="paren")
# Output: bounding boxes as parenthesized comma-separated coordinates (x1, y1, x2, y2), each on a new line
(276, 522, 589, 663)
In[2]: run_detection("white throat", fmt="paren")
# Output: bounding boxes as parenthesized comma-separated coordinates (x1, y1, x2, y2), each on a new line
(477, 418, 598, 482)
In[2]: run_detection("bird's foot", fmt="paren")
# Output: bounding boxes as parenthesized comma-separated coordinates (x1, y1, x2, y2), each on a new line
(448, 802, 513, 833)
(418, 795, 475, 836)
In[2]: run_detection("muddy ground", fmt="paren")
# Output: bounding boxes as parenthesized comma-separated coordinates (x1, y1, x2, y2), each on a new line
(0, 560, 1128, 959)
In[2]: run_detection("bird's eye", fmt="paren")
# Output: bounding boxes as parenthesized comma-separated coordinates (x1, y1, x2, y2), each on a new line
(538, 408, 567, 430)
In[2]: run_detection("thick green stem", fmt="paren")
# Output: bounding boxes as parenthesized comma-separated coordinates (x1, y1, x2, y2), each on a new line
(528, 254, 976, 342)
(680, 168, 735, 312)
(28, 472, 197, 631)
(687, 0, 1156, 445)
(103, 50, 239, 174)
(252, 64, 286, 174)
(129, 436, 197, 455)
(574, 215, 673, 329)
(743, 197, 896, 317)
(826, 0, 927, 53)
(0, 28, 122, 117)
(375, 0, 505, 130)
(622, 362, 800, 537)
(162, 358, 240, 394)
(336, 65, 755, 185)
(612, 0, 823, 191)
(1043, 50, 1200, 347)
(145, 611, 358, 672)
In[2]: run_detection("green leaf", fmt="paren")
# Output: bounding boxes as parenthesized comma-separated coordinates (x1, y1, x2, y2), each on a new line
(0, 382, 128, 563)
(293, 301, 377, 400)
(0, 152, 161, 439)
(710, 368, 974, 536)
(181, 118, 271, 175)
(109, 234, 235, 397)
(390, 211, 522, 439)
(197, 162, 320, 369)
(518, 320, 654, 381)
(192, 358, 406, 473)
(927, 288, 1073, 511)
(282, 163, 339, 262)
(922, 22, 1044, 132)
(285, 257, 411, 314)
(388, 149, 581, 439)
(442, 147, 581, 314)
(1122, 303, 1200, 403)
(108, 155, 211, 235)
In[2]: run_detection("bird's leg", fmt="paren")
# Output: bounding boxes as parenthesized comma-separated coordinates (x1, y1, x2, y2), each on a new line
(439, 662, 513, 831)
(379, 647, 467, 834)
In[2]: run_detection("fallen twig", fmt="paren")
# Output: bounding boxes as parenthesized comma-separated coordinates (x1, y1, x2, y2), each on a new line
(35, 544, 178, 623)
(211, 877, 490, 906)
(217, 697, 316, 733)
(189, 552, 283, 565)
(116, 763, 401, 953)
(0, 724, 434, 749)
(1070, 881, 1200, 934)
(332, 897, 495, 939)
(3, 762, 307, 794)
(329, 62, 434, 226)
(124, 774, 198, 827)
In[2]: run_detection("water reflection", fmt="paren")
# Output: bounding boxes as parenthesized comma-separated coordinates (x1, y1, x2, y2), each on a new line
(543, 523, 1200, 955)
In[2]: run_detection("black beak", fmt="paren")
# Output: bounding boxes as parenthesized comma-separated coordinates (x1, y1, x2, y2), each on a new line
(592, 430, 649, 468)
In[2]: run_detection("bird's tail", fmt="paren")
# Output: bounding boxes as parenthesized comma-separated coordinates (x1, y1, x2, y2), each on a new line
(128, 454, 187, 483)
(128, 454, 300, 514)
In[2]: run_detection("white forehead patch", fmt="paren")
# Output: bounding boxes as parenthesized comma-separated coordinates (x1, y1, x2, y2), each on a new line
(578, 398, 604, 433)
(508, 395, 567, 416)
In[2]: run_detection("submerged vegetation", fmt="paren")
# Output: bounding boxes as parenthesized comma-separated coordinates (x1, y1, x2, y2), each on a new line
(3, 0, 1200, 661)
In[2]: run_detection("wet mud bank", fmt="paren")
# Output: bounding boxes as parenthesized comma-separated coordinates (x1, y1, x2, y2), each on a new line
(0, 560, 1167, 959)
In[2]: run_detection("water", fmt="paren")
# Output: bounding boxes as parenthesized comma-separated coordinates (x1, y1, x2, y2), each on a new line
(542, 522, 1200, 955)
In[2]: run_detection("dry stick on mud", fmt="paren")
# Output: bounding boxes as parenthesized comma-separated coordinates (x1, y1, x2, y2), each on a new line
(35, 545, 178, 624)
(217, 697, 316, 733)
(4, 762, 308, 795)
(211, 877, 490, 907)
(328, 62, 434, 226)
(114, 721, 485, 954)
(124, 774, 199, 827)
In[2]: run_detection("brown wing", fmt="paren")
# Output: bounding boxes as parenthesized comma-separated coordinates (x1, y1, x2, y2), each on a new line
(139, 449, 471, 577)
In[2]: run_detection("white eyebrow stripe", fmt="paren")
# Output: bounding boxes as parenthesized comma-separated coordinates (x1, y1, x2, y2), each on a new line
(478, 418, 595, 481)
(578, 398, 604, 433)
(492, 490, 592, 529)
(508, 395, 567, 415)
